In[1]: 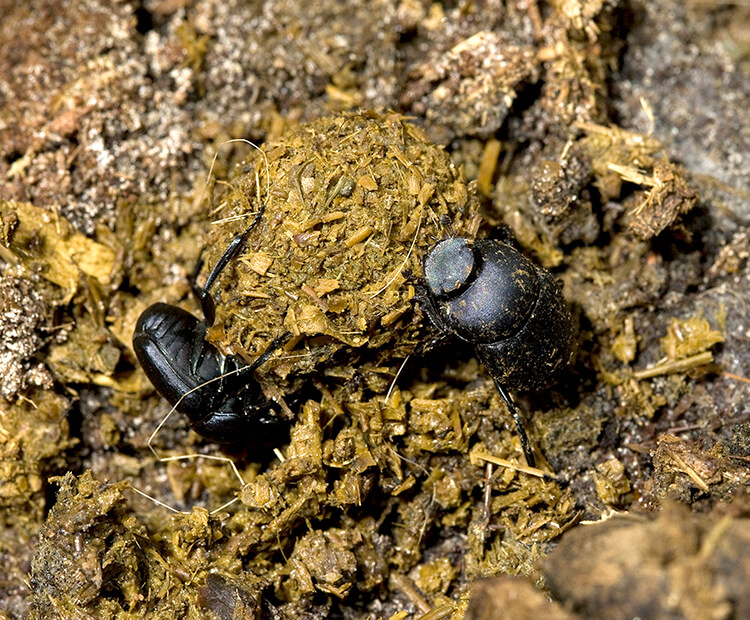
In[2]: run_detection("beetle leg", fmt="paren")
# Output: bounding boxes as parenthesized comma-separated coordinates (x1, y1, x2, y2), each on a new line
(221, 332, 292, 393)
(490, 377, 537, 468)
(412, 332, 452, 357)
(200, 203, 267, 325)
(413, 279, 449, 333)
(190, 249, 207, 302)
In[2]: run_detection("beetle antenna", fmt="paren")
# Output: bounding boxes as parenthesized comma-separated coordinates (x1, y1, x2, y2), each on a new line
(491, 378, 537, 468)
(438, 213, 454, 236)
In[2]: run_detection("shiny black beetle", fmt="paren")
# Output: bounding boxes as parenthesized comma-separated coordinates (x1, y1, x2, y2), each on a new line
(419, 237, 577, 467)
(132, 214, 289, 446)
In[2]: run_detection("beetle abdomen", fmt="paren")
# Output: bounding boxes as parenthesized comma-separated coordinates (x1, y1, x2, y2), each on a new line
(476, 269, 576, 390)
(190, 403, 288, 446)
(134, 303, 222, 414)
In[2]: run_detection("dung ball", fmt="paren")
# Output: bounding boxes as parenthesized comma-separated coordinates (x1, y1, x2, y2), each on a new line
(200, 111, 481, 391)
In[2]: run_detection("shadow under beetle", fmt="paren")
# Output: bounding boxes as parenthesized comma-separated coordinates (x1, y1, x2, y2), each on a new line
(132, 211, 290, 446)
(419, 236, 577, 467)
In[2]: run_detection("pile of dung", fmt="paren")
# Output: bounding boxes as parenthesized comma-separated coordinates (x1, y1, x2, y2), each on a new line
(200, 111, 481, 387)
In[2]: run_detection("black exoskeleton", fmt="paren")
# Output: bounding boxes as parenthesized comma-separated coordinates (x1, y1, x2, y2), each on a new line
(133, 211, 289, 446)
(420, 237, 577, 467)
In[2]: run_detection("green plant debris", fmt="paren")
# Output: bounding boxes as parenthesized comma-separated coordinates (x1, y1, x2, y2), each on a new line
(615, 376, 667, 419)
(632, 352, 715, 381)
(611, 316, 637, 364)
(632, 316, 724, 380)
(0, 200, 117, 302)
(402, 30, 539, 144)
(577, 122, 698, 239)
(649, 433, 750, 507)
(660, 316, 724, 362)
(0, 200, 145, 393)
(4, 0, 750, 616)
(0, 390, 72, 531)
(614, 161, 698, 239)
(561, 239, 668, 332)
(593, 458, 631, 507)
(497, 120, 699, 270)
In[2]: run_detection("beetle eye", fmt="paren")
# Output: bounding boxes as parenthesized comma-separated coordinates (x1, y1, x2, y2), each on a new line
(424, 237, 476, 298)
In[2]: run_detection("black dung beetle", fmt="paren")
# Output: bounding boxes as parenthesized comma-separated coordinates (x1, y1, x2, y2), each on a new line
(419, 237, 577, 467)
(132, 214, 290, 446)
